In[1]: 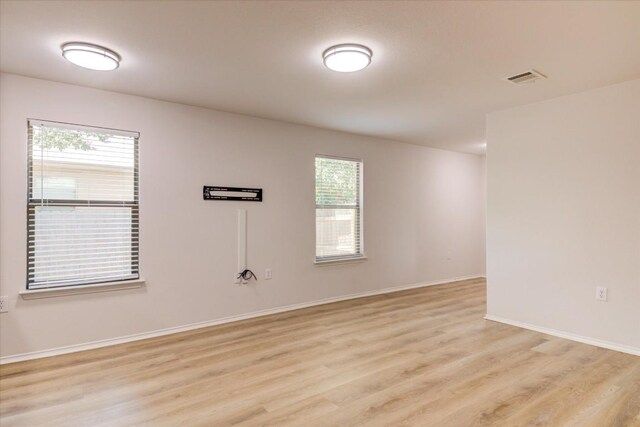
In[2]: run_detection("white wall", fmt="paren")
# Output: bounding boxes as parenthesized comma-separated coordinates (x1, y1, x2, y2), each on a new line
(487, 78, 640, 352)
(0, 74, 486, 359)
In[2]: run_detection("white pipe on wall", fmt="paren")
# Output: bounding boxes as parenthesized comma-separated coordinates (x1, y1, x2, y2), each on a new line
(237, 209, 247, 273)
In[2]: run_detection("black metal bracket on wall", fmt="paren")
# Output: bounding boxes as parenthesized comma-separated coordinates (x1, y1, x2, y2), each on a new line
(203, 186, 263, 202)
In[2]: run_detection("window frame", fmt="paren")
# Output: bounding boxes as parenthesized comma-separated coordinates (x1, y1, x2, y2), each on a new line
(314, 154, 365, 263)
(26, 119, 141, 290)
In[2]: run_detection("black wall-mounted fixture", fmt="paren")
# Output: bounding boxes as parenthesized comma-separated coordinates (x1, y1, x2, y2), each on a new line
(203, 186, 263, 202)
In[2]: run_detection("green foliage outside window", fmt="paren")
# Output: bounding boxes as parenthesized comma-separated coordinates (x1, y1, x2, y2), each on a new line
(315, 157, 360, 206)
(34, 127, 107, 151)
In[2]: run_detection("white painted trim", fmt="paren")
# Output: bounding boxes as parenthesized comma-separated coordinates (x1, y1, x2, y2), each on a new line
(19, 279, 146, 300)
(484, 314, 640, 357)
(0, 275, 483, 364)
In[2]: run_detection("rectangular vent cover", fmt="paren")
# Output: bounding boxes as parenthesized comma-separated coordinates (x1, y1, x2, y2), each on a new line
(505, 69, 547, 84)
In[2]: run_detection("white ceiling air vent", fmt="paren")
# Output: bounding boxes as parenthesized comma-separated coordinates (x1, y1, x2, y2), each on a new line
(504, 69, 547, 84)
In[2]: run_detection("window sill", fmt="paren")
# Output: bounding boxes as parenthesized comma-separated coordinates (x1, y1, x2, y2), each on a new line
(314, 256, 368, 266)
(19, 279, 146, 300)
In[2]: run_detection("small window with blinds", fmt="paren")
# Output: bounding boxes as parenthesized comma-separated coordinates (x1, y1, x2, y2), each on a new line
(27, 120, 139, 289)
(315, 155, 363, 261)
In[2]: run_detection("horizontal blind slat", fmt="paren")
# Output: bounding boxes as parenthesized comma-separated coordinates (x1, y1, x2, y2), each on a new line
(29, 254, 137, 264)
(29, 264, 140, 275)
(29, 273, 139, 289)
(29, 242, 139, 250)
(28, 261, 139, 273)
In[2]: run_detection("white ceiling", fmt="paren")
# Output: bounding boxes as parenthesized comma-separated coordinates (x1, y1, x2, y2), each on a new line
(1, 1, 639, 154)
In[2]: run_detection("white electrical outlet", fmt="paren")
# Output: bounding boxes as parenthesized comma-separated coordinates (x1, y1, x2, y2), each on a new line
(596, 286, 608, 301)
(0, 296, 8, 313)
(265, 268, 272, 280)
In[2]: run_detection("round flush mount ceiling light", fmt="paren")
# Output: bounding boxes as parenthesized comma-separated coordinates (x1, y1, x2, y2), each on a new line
(323, 44, 372, 73)
(61, 42, 121, 71)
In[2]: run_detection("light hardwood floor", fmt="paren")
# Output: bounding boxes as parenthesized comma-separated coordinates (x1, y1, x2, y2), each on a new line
(1, 278, 639, 426)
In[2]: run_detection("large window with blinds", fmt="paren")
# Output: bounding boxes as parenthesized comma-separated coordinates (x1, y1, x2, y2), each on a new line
(315, 155, 363, 261)
(27, 120, 139, 289)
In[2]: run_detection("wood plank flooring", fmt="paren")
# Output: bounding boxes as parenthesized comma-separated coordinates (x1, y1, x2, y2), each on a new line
(1, 278, 639, 426)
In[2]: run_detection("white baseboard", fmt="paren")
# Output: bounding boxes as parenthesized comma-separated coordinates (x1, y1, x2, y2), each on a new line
(0, 275, 484, 364)
(484, 314, 640, 357)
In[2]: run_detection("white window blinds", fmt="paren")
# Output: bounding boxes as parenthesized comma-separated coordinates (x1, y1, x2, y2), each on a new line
(27, 120, 139, 289)
(315, 155, 363, 261)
